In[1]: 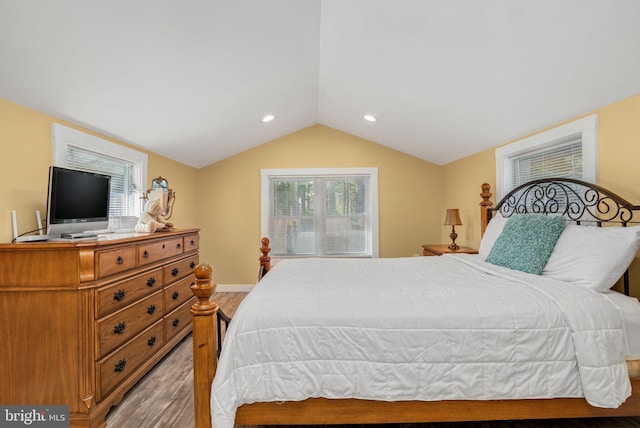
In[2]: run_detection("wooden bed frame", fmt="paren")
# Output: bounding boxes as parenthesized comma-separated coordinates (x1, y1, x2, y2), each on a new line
(191, 179, 640, 428)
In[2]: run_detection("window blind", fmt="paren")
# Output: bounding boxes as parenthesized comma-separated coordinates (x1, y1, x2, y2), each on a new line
(510, 138, 582, 189)
(65, 146, 136, 224)
(268, 174, 373, 257)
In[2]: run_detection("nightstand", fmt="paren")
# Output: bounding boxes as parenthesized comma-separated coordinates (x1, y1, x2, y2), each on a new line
(422, 244, 478, 256)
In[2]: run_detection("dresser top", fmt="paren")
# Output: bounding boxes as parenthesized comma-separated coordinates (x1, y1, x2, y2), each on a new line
(0, 228, 200, 250)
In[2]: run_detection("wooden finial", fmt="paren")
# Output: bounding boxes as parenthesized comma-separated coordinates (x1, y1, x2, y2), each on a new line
(480, 183, 492, 207)
(191, 263, 217, 314)
(259, 237, 271, 280)
(479, 183, 494, 237)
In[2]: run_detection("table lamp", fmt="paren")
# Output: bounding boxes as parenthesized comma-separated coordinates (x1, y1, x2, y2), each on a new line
(444, 209, 462, 251)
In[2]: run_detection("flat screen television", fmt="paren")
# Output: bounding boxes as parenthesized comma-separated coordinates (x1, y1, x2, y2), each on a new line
(46, 166, 111, 236)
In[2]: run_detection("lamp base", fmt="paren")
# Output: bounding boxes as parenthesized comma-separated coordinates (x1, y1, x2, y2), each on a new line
(448, 229, 459, 251)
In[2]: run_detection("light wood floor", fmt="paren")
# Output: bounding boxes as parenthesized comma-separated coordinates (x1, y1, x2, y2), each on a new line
(105, 292, 640, 428)
(105, 292, 246, 428)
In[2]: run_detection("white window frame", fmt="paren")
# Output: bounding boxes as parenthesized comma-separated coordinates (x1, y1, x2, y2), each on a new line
(261, 167, 380, 258)
(495, 114, 598, 200)
(52, 123, 148, 217)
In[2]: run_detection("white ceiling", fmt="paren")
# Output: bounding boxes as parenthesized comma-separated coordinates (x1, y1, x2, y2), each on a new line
(1, 0, 640, 168)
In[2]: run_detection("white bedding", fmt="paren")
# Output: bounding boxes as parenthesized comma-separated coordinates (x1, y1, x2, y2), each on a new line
(211, 254, 632, 428)
(604, 290, 640, 359)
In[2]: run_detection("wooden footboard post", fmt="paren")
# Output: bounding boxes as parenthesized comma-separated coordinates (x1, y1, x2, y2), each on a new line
(258, 237, 271, 280)
(191, 263, 218, 428)
(479, 183, 493, 237)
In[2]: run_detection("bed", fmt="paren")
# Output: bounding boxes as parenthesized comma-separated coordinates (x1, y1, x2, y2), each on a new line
(190, 178, 640, 428)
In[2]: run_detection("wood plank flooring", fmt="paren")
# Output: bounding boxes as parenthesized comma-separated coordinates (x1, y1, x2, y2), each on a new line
(105, 292, 640, 428)
(105, 292, 246, 428)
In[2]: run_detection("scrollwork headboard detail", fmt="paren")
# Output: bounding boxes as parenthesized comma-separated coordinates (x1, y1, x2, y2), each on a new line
(483, 178, 640, 296)
(493, 178, 640, 226)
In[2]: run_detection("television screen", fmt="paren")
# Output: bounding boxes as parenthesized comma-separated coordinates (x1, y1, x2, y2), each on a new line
(47, 166, 111, 236)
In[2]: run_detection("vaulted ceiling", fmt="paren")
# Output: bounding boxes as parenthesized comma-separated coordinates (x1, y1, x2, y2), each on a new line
(1, 0, 639, 168)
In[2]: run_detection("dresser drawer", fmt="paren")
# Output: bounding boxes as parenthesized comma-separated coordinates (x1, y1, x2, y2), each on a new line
(97, 245, 137, 278)
(164, 253, 199, 284)
(183, 232, 199, 252)
(97, 320, 165, 401)
(97, 268, 163, 318)
(97, 291, 164, 357)
(164, 274, 196, 313)
(165, 297, 197, 342)
(138, 237, 184, 267)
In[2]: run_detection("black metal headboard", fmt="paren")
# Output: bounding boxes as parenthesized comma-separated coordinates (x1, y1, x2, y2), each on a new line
(490, 178, 640, 295)
(493, 178, 640, 226)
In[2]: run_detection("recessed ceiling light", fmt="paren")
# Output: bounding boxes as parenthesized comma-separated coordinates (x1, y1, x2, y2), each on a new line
(363, 114, 377, 122)
(262, 114, 275, 123)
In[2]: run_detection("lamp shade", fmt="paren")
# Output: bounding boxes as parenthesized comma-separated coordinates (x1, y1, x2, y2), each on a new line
(444, 209, 462, 226)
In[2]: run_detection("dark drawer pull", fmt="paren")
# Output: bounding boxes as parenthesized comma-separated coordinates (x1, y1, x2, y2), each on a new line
(162, 244, 165, 249)
(177, 243, 182, 249)
(117, 256, 124, 265)
(190, 240, 195, 246)
(147, 336, 157, 347)
(114, 322, 126, 334)
(189, 261, 196, 269)
(113, 289, 126, 301)
(143, 250, 149, 258)
(172, 291, 179, 300)
(114, 359, 127, 373)
(147, 277, 156, 287)
(171, 268, 179, 277)
(147, 304, 156, 315)
(172, 318, 180, 327)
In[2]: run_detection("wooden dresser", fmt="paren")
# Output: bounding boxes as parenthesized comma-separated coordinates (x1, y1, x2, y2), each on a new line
(0, 229, 199, 428)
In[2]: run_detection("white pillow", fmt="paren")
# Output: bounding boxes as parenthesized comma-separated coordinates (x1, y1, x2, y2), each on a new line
(478, 212, 508, 259)
(543, 225, 640, 291)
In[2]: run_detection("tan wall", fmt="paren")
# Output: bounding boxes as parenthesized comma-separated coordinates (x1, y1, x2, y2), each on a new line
(0, 99, 199, 243)
(5, 92, 640, 288)
(440, 148, 495, 249)
(441, 92, 640, 294)
(597, 94, 640, 202)
(197, 125, 442, 284)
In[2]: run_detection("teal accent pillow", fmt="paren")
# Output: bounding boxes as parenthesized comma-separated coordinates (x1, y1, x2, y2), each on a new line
(485, 214, 565, 275)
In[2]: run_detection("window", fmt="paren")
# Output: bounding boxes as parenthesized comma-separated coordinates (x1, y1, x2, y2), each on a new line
(261, 168, 379, 258)
(495, 114, 598, 200)
(52, 123, 147, 227)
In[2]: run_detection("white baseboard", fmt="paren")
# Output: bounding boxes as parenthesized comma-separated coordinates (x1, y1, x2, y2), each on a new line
(215, 284, 255, 292)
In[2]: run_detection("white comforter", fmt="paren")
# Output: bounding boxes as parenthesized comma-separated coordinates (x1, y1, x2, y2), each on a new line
(211, 254, 631, 428)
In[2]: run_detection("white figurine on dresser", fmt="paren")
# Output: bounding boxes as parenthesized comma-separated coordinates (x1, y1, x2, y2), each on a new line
(135, 198, 174, 233)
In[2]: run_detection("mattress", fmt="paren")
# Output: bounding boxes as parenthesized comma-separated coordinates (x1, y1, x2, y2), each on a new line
(211, 254, 632, 428)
